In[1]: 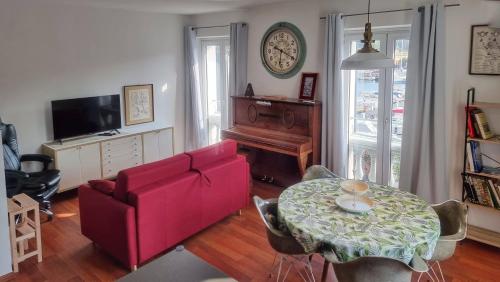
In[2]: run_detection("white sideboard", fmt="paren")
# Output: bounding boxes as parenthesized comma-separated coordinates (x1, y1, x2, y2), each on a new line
(42, 127, 174, 192)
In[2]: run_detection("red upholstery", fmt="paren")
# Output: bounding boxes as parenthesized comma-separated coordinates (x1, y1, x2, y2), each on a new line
(129, 172, 202, 263)
(79, 140, 249, 269)
(186, 139, 238, 170)
(113, 154, 191, 202)
(79, 185, 137, 268)
(88, 180, 116, 195)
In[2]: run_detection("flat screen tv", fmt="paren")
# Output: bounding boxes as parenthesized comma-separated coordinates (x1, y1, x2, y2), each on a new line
(51, 94, 121, 140)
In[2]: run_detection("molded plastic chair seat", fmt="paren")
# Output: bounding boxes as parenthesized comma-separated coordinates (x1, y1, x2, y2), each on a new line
(322, 251, 428, 282)
(254, 196, 315, 281)
(302, 165, 339, 182)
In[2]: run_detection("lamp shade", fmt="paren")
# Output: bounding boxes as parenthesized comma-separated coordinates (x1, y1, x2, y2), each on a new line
(341, 51, 396, 70)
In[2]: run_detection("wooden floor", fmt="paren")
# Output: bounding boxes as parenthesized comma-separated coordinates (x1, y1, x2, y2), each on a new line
(1, 182, 500, 282)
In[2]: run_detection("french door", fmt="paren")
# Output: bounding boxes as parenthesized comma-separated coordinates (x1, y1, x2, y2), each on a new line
(344, 29, 410, 187)
(199, 37, 230, 145)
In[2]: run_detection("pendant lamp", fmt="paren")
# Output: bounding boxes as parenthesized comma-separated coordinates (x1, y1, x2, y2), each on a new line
(341, 0, 396, 70)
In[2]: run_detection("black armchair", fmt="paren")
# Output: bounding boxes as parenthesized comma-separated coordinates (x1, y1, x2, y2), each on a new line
(1, 118, 61, 220)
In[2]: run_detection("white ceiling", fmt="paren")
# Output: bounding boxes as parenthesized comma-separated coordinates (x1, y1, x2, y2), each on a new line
(49, 0, 302, 15)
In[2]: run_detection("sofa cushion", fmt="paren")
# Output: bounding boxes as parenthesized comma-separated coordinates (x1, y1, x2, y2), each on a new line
(185, 139, 237, 170)
(88, 180, 116, 195)
(114, 154, 191, 202)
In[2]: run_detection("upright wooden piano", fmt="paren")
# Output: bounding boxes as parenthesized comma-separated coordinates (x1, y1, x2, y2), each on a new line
(221, 96, 321, 176)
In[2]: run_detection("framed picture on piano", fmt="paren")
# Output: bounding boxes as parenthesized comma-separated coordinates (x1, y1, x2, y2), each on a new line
(299, 73, 318, 100)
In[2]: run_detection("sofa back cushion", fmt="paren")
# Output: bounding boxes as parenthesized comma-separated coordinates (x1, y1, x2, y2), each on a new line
(114, 154, 191, 202)
(186, 139, 237, 170)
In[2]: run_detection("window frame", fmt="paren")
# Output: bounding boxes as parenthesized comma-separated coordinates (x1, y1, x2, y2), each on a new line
(198, 36, 230, 145)
(343, 26, 410, 186)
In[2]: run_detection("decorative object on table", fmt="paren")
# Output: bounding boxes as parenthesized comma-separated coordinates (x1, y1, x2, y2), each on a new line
(244, 83, 254, 97)
(419, 200, 468, 282)
(1, 118, 60, 220)
(124, 84, 154, 125)
(298, 73, 318, 100)
(117, 247, 236, 282)
(338, 179, 372, 213)
(469, 25, 500, 75)
(335, 194, 374, 213)
(7, 194, 43, 272)
(340, 179, 369, 195)
(361, 150, 372, 181)
(260, 22, 306, 79)
(278, 178, 440, 263)
(341, 0, 395, 70)
(253, 196, 315, 282)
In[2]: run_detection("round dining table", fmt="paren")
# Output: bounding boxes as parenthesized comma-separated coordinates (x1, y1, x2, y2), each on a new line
(277, 178, 440, 264)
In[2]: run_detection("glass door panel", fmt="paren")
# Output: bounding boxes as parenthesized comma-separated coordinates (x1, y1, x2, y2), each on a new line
(347, 36, 385, 183)
(345, 29, 409, 186)
(387, 37, 409, 187)
(200, 38, 230, 145)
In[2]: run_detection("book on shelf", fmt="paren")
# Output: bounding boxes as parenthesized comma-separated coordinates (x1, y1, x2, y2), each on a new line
(466, 141, 483, 172)
(465, 106, 478, 138)
(465, 175, 500, 209)
(473, 110, 494, 139)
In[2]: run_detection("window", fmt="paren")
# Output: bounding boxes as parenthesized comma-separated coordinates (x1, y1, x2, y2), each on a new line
(344, 29, 410, 187)
(199, 37, 230, 145)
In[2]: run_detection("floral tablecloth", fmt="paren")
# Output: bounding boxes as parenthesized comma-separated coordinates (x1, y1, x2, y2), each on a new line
(278, 178, 440, 264)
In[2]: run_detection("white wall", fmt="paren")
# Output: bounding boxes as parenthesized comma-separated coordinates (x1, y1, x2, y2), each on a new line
(0, 147, 12, 275)
(191, 0, 500, 231)
(0, 0, 187, 154)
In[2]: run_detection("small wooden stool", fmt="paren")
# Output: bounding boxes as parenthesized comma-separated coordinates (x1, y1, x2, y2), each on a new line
(7, 193, 43, 272)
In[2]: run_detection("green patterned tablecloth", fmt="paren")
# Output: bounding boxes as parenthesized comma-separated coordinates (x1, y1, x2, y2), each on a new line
(278, 178, 440, 264)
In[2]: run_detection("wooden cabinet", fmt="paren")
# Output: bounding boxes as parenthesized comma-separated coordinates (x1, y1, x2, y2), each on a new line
(42, 127, 174, 192)
(51, 143, 101, 192)
(143, 128, 174, 164)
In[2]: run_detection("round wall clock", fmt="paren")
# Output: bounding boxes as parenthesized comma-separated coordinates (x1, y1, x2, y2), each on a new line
(261, 22, 306, 79)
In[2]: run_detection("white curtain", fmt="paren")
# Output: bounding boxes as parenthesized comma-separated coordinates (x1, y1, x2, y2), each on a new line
(227, 22, 248, 129)
(322, 14, 347, 178)
(184, 26, 208, 150)
(399, 1, 448, 203)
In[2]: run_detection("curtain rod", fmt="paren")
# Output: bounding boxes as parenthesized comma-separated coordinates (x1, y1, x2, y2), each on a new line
(192, 24, 230, 30)
(192, 23, 247, 30)
(319, 3, 460, 20)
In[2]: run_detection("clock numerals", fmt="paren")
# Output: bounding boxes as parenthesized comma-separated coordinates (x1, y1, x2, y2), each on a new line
(262, 24, 303, 76)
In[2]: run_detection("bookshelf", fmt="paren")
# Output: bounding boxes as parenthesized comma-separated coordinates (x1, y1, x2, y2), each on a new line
(462, 88, 500, 205)
(463, 88, 500, 248)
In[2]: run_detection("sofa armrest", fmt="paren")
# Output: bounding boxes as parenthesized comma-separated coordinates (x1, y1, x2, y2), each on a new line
(78, 184, 138, 268)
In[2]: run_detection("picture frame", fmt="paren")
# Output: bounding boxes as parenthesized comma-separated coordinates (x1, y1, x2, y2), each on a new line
(299, 73, 318, 100)
(469, 25, 500, 75)
(124, 84, 154, 126)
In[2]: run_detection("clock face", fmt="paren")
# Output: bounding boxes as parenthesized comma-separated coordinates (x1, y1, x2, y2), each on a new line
(261, 22, 306, 79)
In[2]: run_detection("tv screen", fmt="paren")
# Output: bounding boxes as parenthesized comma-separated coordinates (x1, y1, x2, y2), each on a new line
(51, 95, 121, 140)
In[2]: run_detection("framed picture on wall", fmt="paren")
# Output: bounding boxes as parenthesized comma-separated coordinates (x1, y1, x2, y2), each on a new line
(469, 25, 500, 75)
(299, 73, 318, 100)
(124, 84, 154, 125)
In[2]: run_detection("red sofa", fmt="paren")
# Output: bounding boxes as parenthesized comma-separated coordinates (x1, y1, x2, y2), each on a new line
(78, 140, 249, 269)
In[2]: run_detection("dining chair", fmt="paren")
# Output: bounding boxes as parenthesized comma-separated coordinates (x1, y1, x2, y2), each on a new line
(321, 251, 429, 282)
(302, 165, 339, 182)
(253, 196, 316, 282)
(419, 200, 468, 282)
